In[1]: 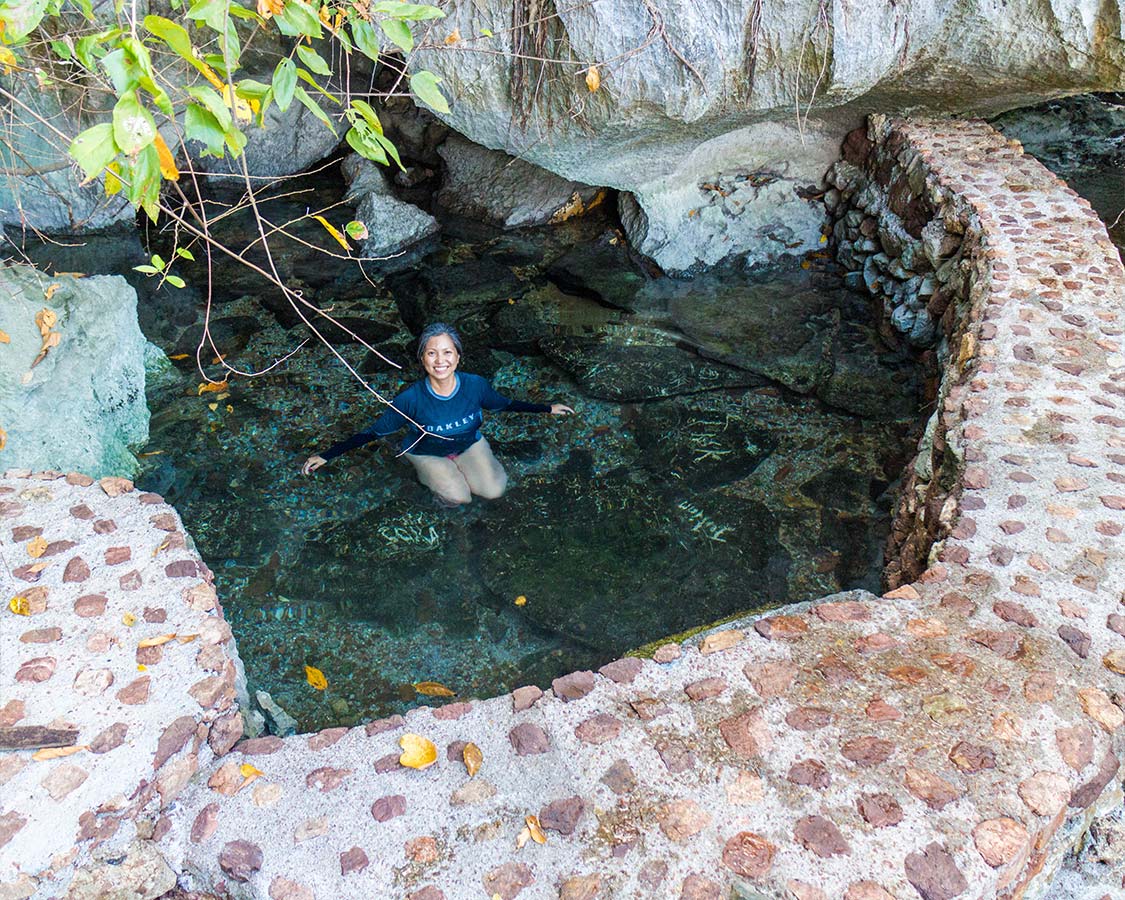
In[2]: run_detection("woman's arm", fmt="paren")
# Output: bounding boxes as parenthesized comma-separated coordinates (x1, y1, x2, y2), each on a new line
(301, 404, 410, 475)
(478, 378, 574, 415)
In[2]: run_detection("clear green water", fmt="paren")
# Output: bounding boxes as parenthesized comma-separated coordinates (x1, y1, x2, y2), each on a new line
(21, 175, 924, 731)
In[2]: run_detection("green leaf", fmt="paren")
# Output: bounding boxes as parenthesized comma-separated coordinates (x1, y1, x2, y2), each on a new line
(187, 85, 232, 130)
(372, 1, 443, 20)
(143, 15, 215, 80)
(0, 0, 49, 41)
(379, 17, 412, 53)
(277, 0, 322, 38)
(344, 220, 368, 240)
(127, 143, 161, 220)
(150, 253, 166, 269)
(370, 130, 403, 170)
(176, 247, 195, 260)
(235, 78, 270, 99)
(350, 98, 381, 130)
(165, 274, 186, 288)
(186, 0, 227, 31)
(50, 39, 72, 60)
(480, 27, 492, 37)
(133, 264, 160, 274)
(69, 123, 118, 181)
(409, 70, 449, 114)
(100, 48, 137, 94)
(296, 67, 339, 103)
(349, 20, 379, 63)
(273, 57, 296, 112)
(346, 125, 387, 165)
(227, 4, 262, 21)
(334, 27, 353, 53)
(223, 121, 248, 156)
(184, 103, 227, 156)
(296, 43, 331, 76)
(294, 85, 337, 135)
(112, 91, 157, 156)
(68, 0, 92, 18)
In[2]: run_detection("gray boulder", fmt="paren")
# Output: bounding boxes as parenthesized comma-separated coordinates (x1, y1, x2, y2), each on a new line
(0, 263, 150, 477)
(410, 0, 1125, 271)
(435, 134, 603, 228)
(340, 153, 440, 270)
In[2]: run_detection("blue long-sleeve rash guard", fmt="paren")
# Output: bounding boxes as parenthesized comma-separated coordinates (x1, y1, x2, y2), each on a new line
(320, 373, 550, 460)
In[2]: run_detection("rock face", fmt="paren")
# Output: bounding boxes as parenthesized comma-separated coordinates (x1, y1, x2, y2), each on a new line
(411, 0, 1125, 270)
(435, 134, 604, 228)
(340, 154, 440, 270)
(0, 264, 150, 477)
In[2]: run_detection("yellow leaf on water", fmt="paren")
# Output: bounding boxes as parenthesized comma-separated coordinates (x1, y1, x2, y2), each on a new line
(413, 681, 455, 697)
(585, 65, 600, 93)
(8, 596, 29, 616)
(32, 745, 86, 761)
(525, 814, 547, 844)
(197, 380, 229, 395)
(514, 595, 527, 607)
(305, 665, 328, 691)
(138, 633, 177, 648)
(462, 742, 482, 777)
(208, 402, 218, 411)
(123, 612, 137, 626)
(26, 536, 47, 558)
(169, 353, 189, 360)
(154, 132, 179, 181)
(312, 215, 351, 251)
(0, 330, 9, 343)
(240, 762, 264, 780)
(398, 733, 437, 769)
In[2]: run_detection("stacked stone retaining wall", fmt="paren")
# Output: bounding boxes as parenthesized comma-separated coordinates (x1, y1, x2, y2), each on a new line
(2, 116, 1124, 899)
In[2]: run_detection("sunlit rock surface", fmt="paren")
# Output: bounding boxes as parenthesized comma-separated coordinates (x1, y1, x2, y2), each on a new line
(0, 264, 150, 477)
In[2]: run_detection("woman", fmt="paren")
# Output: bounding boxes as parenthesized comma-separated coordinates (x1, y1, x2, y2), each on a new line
(302, 323, 574, 506)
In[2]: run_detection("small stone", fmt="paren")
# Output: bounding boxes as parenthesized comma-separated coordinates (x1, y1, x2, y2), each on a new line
(814, 600, 870, 622)
(679, 874, 721, 899)
(794, 815, 849, 858)
(0, 700, 24, 727)
(575, 713, 621, 744)
(365, 714, 405, 736)
(904, 842, 968, 900)
(374, 753, 400, 774)
(511, 685, 543, 711)
(865, 699, 903, 722)
(540, 796, 585, 835)
(746, 660, 798, 699)
(788, 758, 830, 789)
(371, 794, 407, 822)
(856, 792, 903, 827)
(655, 739, 696, 774)
(104, 546, 131, 565)
(1070, 750, 1120, 807)
(993, 600, 1037, 627)
(208, 711, 243, 755)
(598, 657, 642, 683)
(719, 707, 771, 756)
(973, 817, 1029, 867)
(20, 627, 61, 644)
(638, 861, 668, 888)
(558, 873, 601, 900)
(405, 836, 440, 864)
(71, 667, 113, 697)
(949, 740, 997, 772)
(238, 735, 284, 755)
(252, 783, 283, 807)
(1018, 771, 1070, 815)
(450, 779, 496, 805)
(1103, 649, 1125, 675)
(269, 877, 313, 900)
(601, 760, 636, 795)
(93, 519, 116, 534)
(15, 656, 55, 683)
(922, 692, 970, 723)
(0, 756, 26, 786)
(165, 559, 202, 578)
(1023, 671, 1056, 703)
(845, 883, 895, 900)
(63, 556, 90, 582)
(699, 629, 742, 655)
(69, 503, 94, 519)
(307, 727, 348, 751)
(509, 722, 549, 756)
(154, 715, 196, 769)
(432, 701, 471, 721)
(406, 889, 444, 900)
(482, 862, 534, 900)
(684, 677, 727, 701)
(306, 767, 352, 792)
(655, 799, 710, 842)
(89, 722, 128, 754)
(0, 811, 27, 849)
(41, 763, 88, 800)
(786, 706, 834, 731)
(191, 803, 220, 844)
(653, 643, 681, 663)
(904, 767, 962, 810)
(1056, 724, 1095, 770)
(1058, 624, 1091, 658)
(1078, 687, 1125, 732)
(119, 570, 142, 591)
(74, 594, 108, 617)
(721, 831, 775, 878)
(340, 846, 369, 876)
(552, 671, 596, 702)
(208, 760, 244, 796)
(754, 614, 809, 641)
(854, 633, 901, 654)
(99, 476, 133, 496)
(841, 736, 894, 766)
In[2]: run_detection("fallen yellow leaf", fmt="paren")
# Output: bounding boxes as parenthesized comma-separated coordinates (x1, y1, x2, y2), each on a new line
(305, 665, 328, 691)
(123, 612, 137, 626)
(169, 353, 189, 360)
(26, 561, 48, 574)
(444, 27, 461, 44)
(413, 681, 455, 697)
(198, 380, 229, 395)
(257, 0, 283, 17)
(399, 733, 437, 770)
(313, 215, 351, 251)
(35, 308, 57, 335)
(44, 284, 60, 302)
(0, 330, 9, 343)
(32, 745, 87, 761)
(177, 633, 199, 644)
(8, 596, 29, 616)
(240, 762, 264, 780)
(514, 595, 527, 607)
(463, 742, 482, 777)
(137, 633, 177, 648)
(525, 814, 547, 844)
(137, 664, 147, 671)
(0, 427, 5, 451)
(585, 65, 600, 92)
(208, 402, 218, 411)
(26, 536, 47, 558)
(0, 46, 16, 75)
(154, 132, 179, 181)
(515, 826, 530, 849)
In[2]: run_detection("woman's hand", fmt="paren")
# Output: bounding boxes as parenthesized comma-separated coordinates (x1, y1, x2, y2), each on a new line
(550, 403, 575, 416)
(302, 455, 327, 476)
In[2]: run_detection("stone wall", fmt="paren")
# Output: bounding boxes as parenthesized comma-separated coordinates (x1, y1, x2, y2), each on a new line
(3, 116, 1125, 899)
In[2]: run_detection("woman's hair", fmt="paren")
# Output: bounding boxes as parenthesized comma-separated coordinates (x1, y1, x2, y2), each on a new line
(417, 322, 463, 360)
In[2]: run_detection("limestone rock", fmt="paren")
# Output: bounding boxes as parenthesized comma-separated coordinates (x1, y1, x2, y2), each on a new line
(0, 265, 150, 477)
(65, 840, 176, 899)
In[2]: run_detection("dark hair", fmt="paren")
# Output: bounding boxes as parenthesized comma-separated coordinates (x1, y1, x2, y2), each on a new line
(417, 323, 463, 360)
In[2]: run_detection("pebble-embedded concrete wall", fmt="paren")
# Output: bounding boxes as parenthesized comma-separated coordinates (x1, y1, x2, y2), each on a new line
(1, 115, 1124, 899)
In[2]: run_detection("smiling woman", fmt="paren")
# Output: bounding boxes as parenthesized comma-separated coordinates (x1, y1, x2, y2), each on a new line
(301, 322, 575, 506)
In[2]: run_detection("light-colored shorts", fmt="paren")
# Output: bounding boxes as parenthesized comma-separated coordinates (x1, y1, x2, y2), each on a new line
(405, 437, 508, 506)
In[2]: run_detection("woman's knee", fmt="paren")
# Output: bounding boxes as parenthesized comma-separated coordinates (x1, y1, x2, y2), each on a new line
(434, 483, 473, 506)
(473, 468, 508, 500)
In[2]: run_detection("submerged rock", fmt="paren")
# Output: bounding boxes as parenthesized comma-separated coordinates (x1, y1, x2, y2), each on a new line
(545, 231, 650, 311)
(0, 264, 150, 476)
(436, 134, 605, 229)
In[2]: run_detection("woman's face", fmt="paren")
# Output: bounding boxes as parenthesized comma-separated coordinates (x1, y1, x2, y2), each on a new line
(421, 333, 460, 382)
